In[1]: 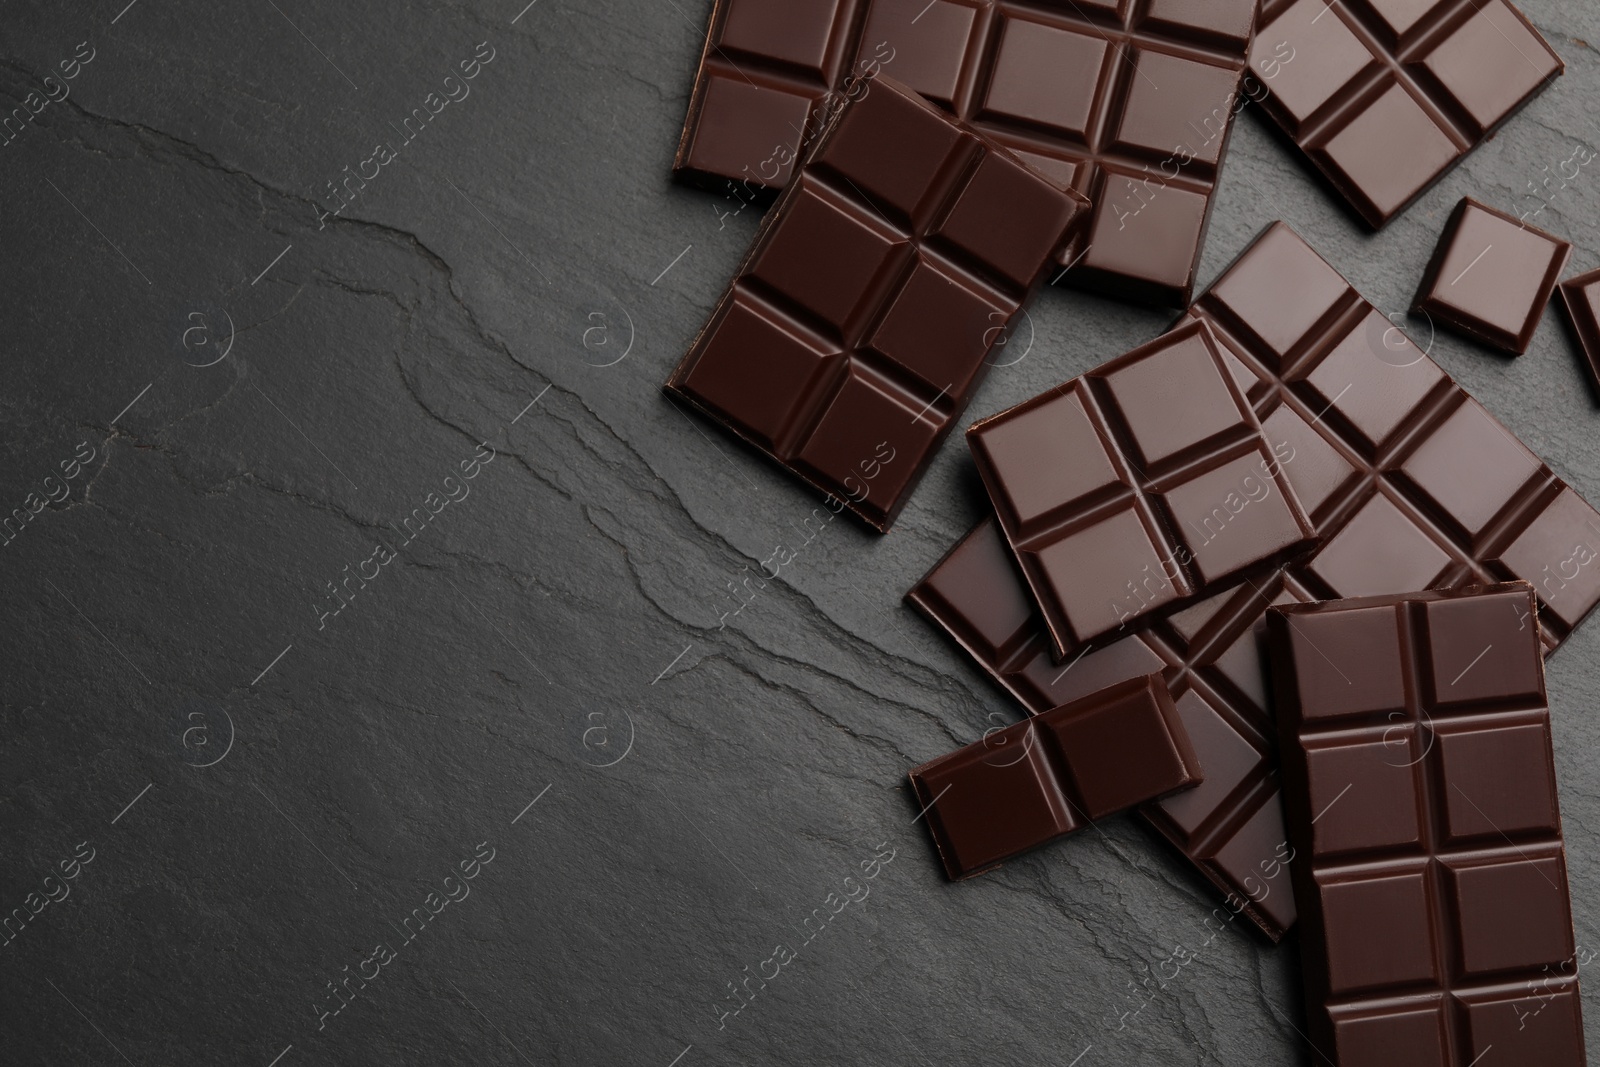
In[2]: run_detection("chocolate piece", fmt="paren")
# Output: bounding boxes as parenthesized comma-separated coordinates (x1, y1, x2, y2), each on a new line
(1250, 0, 1562, 227)
(1558, 266, 1600, 395)
(1267, 584, 1585, 1066)
(1413, 198, 1571, 355)
(1193, 222, 1600, 650)
(908, 675, 1200, 880)
(908, 517, 1309, 939)
(673, 0, 1260, 305)
(666, 75, 1085, 531)
(908, 223, 1600, 938)
(967, 318, 1318, 659)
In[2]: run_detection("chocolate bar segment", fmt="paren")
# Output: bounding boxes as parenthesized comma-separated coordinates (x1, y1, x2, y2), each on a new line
(1193, 223, 1600, 649)
(1267, 584, 1585, 1067)
(908, 223, 1600, 938)
(909, 675, 1200, 880)
(907, 517, 1306, 939)
(967, 318, 1317, 659)
(1558, 266, 1600, 396)
(674, 0, 1259, 304)
(1413, 198, 1571, 355)
(1250, 0, 1562, 227)
(667, 75, 1085, 531)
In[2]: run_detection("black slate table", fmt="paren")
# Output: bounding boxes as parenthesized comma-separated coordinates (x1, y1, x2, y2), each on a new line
(1, 0, 1597, 1063)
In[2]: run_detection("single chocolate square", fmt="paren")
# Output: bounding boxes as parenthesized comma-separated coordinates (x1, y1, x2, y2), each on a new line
(1413, 197, 1572, 355)
(673, 0, 1259, 305)
(967, 318, 1317, 660)
(908, 675, 1200, 880)
(907, 223, 1600, 940)
(1558, 266, 1600, 395)
(1250, 0, 1562, 228)
(1267, 584, 1585, 1067)
(667, 75, 1085, 531)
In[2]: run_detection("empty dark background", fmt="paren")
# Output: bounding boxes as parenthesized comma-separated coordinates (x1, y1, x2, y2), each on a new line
(1, 0, 1597, 1063)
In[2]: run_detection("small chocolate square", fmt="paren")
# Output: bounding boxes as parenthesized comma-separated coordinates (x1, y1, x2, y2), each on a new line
(1412, 197, 1573, 355)
(1447, 856, 1574, 975)
(909, 720, 1077, 879)
(1437, 722, 1558, 841)
(1330, 1006, 1448, 1067)
(1042, 677, 1195, 819)
(1318, 868, 1438, 995)
(1462, 986, 1586, 1063)
(1303, 739, 1422, 855)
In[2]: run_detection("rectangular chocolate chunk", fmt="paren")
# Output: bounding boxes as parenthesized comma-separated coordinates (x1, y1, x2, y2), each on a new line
(1267, 583, 1585, 1067)
(907, 222, 1600, 938)
(1250, 0, 1562, 227)
(1413, 197, 1571, 355)
(673, 0, 1260, 304)
(909, 675, 1200, 880)
(1559, 266, 1600, 396)
(666, 74, 1086, 531)
(967, 317, 1318, 660)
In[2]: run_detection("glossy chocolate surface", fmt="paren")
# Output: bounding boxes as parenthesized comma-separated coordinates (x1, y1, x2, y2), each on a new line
(674, 0, 1259, 304)
(968, 318, 1317, 659)
(907, 516, 1309, 939)
(667, 75, 1085, 531)
(908, 675, 1200, 880)
(1413, 197, 1572, 355)
(1267, 584, 1585, 1067)
(1194, 222, 1600, 650)
(1250, 0, 1562, 227)
(908, 223, 1600, 938)
(1558, 266, 1600, 396)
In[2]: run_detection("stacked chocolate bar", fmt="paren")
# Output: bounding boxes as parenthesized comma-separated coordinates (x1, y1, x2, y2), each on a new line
(663, 1, 1597, 1062)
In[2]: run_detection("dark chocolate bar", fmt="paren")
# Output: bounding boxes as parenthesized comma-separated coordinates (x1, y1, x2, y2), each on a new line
(1413, 197, 1571, 355)
(908, 223, 1600, 938)
(1250, 0, 1562, 227)
(907, 516, 1309, 938)
(1559, 266, 1600, 396)
(666, 74, 1085, 531)
(1196, 223, 1600, 648)
(1267, 583, 1585, 1066)
(908, 675, 1200, 880)
(673, 0, 1259, 304)
(968, 318, 1317, 659)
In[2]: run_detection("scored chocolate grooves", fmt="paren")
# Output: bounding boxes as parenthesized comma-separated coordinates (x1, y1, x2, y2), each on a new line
(667, 76, 1084, 531)
(674, 0, 1259, 304)
(1249, 0, 1562, 226)
(907, 517, 1307, 940)
(1267, 584, 1584, 1065)
(906, 222, 1600, 940)
(1190, 223, 1600, 650)
(968, 319, 1317, 660)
